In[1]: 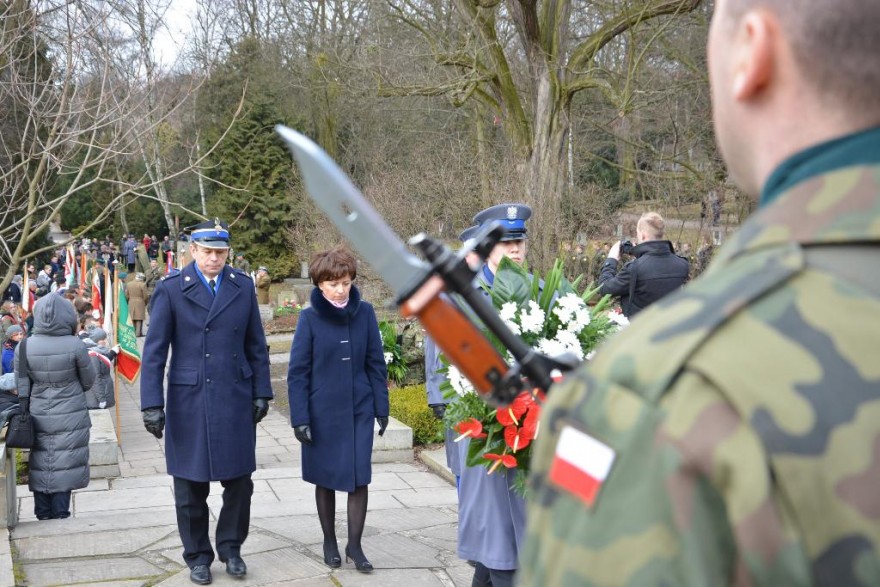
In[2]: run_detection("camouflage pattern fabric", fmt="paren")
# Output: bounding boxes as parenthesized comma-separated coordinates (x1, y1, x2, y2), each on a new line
(521, 163, 880, 586)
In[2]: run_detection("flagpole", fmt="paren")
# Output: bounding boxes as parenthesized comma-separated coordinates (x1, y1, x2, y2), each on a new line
(113, 277, 121, 445)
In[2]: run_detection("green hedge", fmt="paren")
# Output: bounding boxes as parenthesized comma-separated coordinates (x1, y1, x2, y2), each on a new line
(389, 384, 444, 446)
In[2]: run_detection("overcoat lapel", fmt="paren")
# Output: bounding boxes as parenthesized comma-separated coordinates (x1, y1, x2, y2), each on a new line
(180, 263, 213, 313)
(206, 265, 241, 324)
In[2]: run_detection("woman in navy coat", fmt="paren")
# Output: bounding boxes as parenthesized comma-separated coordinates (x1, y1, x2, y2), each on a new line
(288, 247, 389, 573)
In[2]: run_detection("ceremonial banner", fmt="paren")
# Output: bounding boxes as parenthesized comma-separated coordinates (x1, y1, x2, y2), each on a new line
(91, 269, 103, 316)
(115, 280, 141, 383)
(102, 267, 113, 333)
(166, 250, 173, 273)
(65, 245, 76, 286)
(80, 252, 88, 288)
(21, 262, 30, 312)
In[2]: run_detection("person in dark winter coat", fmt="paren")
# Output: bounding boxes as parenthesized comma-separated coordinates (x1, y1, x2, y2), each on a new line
(82, 328, 119, 409)
(2, 325, 23, 374)
(288, 247, 389, 573)
(598, 212, 689, 317)
(141, 219, 272, 585)
(15, 294, 96, 520)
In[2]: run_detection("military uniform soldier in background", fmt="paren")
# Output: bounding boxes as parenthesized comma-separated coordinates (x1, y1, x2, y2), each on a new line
(255, 266, 271, 305)
(144, 259, 163, 308)
(141, 220, 272, 585)
(233, 252, 251, 275)
(521, 0, 880, 585)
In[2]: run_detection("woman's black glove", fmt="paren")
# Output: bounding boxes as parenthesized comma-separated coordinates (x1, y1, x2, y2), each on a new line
(429, 403, 446, 420)
(253, 398, 269, 423)
(294, 424, 313, 445)
(377, 417, 389, 437)
(143, 407, 165, 439)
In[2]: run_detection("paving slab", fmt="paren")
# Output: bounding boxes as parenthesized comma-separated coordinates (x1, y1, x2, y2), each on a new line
(398, 471, 455, 489)
(155, 547, 329, 586)
(75, 486, 176, 513)
(16, 526, 174, 561)
(156, 530, 294, 564)
(12, 509, 179, 538)
(366, 507, 457, 532)
(333, 568, 446, 585)
(22, 556, 165, 586)
(338, 532, 449, 569)
(414, 523, 459, 553)
(393, 487, 459, 508)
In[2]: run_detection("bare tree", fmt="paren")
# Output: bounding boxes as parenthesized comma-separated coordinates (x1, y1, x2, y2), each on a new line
(0, 0, 238, 292)
(378, 0, 704, 268)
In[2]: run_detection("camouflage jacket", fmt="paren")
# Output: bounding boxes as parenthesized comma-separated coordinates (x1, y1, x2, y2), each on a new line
(521, 163, 880, 586)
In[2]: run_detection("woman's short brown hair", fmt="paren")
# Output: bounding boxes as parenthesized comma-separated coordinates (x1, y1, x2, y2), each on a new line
(309, 246, 358, 285)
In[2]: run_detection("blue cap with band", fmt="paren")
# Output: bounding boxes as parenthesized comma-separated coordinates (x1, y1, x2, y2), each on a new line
(188, 218, 230, 249)
(473, 203, 531, 242)
(459, 225, 480, 244)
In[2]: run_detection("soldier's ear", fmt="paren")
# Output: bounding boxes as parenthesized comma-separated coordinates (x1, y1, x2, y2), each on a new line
(731, 11, 777, 102)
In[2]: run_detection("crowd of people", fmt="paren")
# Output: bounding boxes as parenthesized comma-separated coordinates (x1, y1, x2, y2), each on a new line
(3, 0, 879, 582)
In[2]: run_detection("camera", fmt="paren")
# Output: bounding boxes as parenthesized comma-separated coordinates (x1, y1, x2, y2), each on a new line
(620, 240, 635, 255)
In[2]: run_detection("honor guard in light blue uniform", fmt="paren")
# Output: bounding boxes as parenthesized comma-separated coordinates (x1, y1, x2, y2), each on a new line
(141, 219, 272, 585)
(456, 203, 532, 587)
(424, 226, 483, 487)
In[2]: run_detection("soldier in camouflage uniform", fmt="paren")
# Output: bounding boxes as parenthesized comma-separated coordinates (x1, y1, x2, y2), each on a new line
(521, 0, 880, 585)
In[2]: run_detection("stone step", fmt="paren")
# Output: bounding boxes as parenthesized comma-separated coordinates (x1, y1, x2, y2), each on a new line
(88, 410, 120, 478)
(372, 417, 413, 463)
(419, 447, 455, 484)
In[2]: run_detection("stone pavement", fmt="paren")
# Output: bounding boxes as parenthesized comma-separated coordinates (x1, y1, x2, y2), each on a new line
(10, 342, 466, 586)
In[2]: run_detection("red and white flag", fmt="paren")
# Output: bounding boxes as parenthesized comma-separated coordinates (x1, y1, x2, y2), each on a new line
(91, 269, 103, 317)
(65, 244, 76, 286)
(549, 425, 616, 507)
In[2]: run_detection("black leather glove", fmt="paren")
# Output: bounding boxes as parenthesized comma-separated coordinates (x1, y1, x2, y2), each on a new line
(294, 424, 312, 445)
(377, 416, 389, 437)
(253, 398, 269, 423)
(18, 398, 29, 415)
(143, 407, 165, 439)
(429, 403, 446, 420)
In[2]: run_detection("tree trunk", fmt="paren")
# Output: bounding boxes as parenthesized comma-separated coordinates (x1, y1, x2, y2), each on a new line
(525, 73, 569, 272)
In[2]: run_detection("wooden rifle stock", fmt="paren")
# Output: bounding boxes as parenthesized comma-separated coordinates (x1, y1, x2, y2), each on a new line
(400, 275, 507, 396)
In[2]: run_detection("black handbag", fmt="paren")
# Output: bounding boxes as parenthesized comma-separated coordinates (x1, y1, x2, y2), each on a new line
(6, 337, 34, 449)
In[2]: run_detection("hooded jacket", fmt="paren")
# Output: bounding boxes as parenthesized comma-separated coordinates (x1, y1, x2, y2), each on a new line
(15, 294, 96, 493)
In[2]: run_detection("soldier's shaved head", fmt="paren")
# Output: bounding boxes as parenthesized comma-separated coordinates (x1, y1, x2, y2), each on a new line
(708, 0, 880, 195)
(719, 0, 880, 117)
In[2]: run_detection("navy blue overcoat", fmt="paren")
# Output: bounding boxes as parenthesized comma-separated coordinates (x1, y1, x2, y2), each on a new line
(287, 286, 389, 492)
(141, 262, 272, 482)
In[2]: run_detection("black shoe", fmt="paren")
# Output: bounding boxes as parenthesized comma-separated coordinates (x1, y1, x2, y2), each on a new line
(224, 556, 247, 578)
(189, 565, 212, 585)
(345, 544, 373, 573)
(323, 542, 341, 568)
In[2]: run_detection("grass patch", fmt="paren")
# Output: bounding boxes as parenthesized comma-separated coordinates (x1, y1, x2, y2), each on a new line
(389, 384, 444, 446)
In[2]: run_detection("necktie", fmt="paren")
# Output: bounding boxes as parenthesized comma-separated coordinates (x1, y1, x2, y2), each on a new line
(209, 279, 216, 295)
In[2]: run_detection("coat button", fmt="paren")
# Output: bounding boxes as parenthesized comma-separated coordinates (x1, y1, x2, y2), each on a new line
(206, 378, 211, 383)
(205, 353, 211, 358)
(205, 327, 210, 332)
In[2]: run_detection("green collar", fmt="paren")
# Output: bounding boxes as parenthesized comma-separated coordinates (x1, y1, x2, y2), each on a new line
(761, 126, 880, 207)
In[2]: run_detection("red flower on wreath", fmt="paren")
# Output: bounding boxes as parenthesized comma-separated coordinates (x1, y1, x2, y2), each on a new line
(485, 452, 517, 474)
(496, 392, 534, 426)
(454, 418, 487, 440)
(521, 405, 541, 441)
(504, 425, 532, 453)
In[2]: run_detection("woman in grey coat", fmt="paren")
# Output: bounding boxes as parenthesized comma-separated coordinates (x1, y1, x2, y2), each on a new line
(16, 294, 96, 519)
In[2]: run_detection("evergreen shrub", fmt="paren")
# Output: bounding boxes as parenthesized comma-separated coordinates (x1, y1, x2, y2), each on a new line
(389, 384, 444, 446)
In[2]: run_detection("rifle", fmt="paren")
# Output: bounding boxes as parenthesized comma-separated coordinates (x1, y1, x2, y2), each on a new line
(276, 127, 575, 405)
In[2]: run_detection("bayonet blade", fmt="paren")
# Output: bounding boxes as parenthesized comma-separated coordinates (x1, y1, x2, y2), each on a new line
(276, 126, 431, 297)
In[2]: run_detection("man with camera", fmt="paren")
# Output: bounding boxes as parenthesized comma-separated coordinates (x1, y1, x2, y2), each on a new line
(597, 212, 688, 318)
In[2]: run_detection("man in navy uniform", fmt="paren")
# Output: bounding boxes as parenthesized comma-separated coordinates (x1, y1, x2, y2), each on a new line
(141, 219, 272, 585)
(456, 203, 531, 587)
(423, 225, 482, 490)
